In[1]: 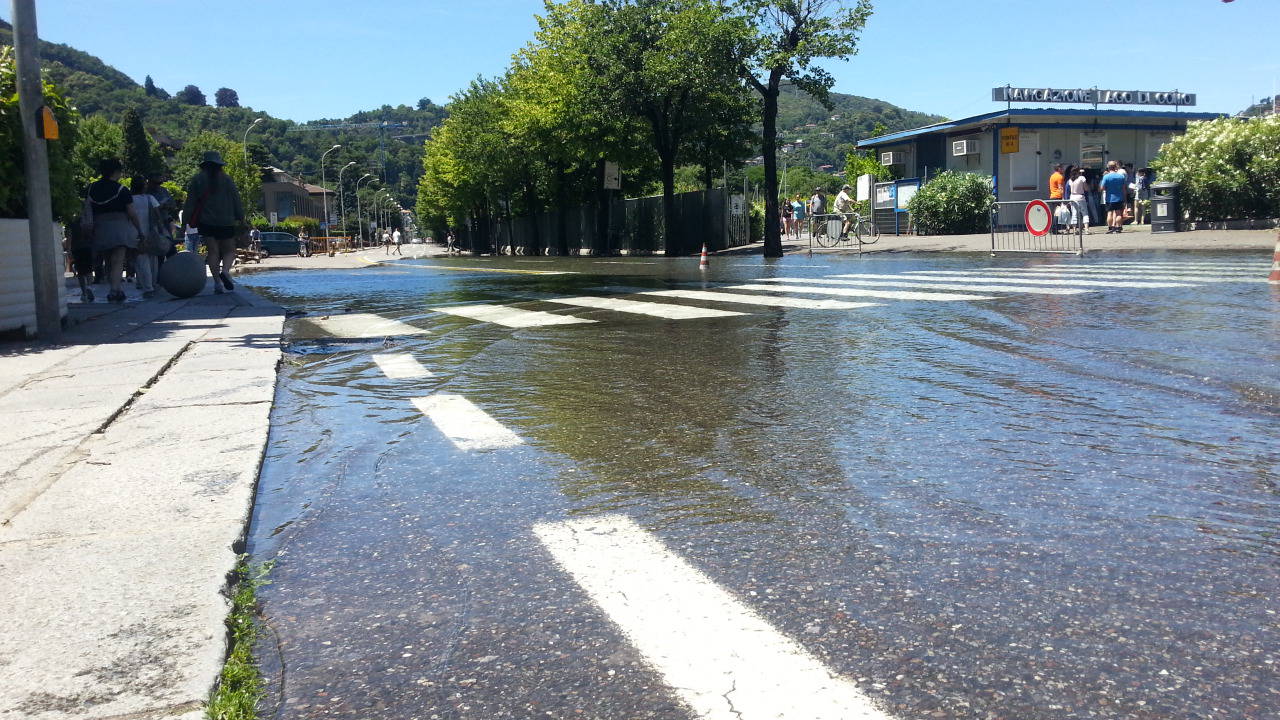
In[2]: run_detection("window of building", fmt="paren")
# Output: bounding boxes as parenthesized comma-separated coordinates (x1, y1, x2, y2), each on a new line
(1080, 132, 1107, 169)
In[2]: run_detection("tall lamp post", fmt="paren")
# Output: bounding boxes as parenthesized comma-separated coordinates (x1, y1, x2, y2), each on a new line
(242, 117, 264, 164)
(337, 161, 356, 241)
(355, 174, 374, 247)
(320, 144, 341, 234)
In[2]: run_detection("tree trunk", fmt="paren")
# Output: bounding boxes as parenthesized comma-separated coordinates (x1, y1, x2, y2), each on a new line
(554, 163, 569, 256)
(523, 182, 541, 257)
(761, 78, 783, 258)
(595, 159, 611, 256)
(660, 150, 679, 256)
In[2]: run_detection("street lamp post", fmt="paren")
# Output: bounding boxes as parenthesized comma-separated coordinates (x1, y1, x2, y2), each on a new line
(242, 117, 264, 165)
(355, 174, 373, 247)
(320, 144, 341, 234)
(338, 161, 356, 241)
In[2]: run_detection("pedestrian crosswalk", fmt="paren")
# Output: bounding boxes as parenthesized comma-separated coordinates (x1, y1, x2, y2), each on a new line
(298, 259, 1266, 338)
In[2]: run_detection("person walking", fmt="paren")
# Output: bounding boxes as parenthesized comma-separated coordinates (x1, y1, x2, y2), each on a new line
(130, 178, 162, 298)
(1048, 164, 1065, 201)
(1099, 161, 1127, 234)
(297, 228, 310, 257)
(809, 187, 827, 241)
(780, 198, 793, 238)
(182, 151, 245, 294)
(83, 158, 145, 303)
(791, 195, 806, 239)
(392, 227, 403, 255)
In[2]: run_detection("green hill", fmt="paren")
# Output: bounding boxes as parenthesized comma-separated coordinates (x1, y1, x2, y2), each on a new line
(772, 85, 946, 171)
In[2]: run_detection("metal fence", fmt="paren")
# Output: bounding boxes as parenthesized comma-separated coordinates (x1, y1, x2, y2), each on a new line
(803, 213, 881, 252)
(458, 188, 748, 256)
(990, 199, 1084, 255)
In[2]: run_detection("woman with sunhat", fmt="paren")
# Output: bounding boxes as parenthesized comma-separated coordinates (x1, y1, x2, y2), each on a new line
(182, 151, 244, 294)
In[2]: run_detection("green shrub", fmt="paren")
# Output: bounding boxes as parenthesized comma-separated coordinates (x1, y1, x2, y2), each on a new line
(906, 171, 994, 235)
(1, 47, 81, 221)
(249, 214, 318, 235)
(1151, 115, 1280, 221)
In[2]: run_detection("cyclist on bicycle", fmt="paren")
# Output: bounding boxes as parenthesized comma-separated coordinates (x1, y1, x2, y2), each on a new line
(834, 184, 855, 239)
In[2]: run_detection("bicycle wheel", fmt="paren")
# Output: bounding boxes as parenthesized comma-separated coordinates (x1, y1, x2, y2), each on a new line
(814, 219, 839, 248)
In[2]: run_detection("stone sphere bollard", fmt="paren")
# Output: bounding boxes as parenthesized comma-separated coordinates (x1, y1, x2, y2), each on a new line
(158, 251, 207, 298)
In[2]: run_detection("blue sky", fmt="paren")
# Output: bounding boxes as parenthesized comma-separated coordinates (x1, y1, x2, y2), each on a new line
(8, 0, 1277, 123)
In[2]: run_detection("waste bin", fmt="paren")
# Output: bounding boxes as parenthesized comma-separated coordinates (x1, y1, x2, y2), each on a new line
(1151, 182, 1180, 233)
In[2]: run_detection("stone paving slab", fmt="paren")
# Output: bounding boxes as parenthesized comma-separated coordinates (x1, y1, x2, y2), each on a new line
(0, 288, 284, 720)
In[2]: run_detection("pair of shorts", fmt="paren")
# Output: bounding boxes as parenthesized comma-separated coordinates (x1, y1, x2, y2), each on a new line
(1107, 201, 1125, 212)
(198, 224, 236, 240)
(204, 234, 235, 258)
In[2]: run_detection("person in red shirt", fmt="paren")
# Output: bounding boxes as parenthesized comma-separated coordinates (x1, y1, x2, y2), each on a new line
(1048, 164, 1065, 200)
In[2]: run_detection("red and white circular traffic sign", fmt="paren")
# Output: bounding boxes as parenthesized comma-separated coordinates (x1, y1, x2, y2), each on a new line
(1024, 199, 1052, 236)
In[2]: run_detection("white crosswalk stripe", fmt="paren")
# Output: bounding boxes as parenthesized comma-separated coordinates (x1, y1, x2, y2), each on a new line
(544, 295, 747, 319)
(898, 272, 1196, 288)
(411, 394, 523, 451)
(726, 283, 997, 302)
(990, 267, 1261, 278)
(972, 269, 1264, 283)
(611, 287, 880, 310)
(372, 353, 432, 379)
(1089, 262, 1268, 270)
(435, 304, 596, 328)
(758, 276, 1091, 295)
(302, 312, 429, 338)
(535, 515, 893, 720)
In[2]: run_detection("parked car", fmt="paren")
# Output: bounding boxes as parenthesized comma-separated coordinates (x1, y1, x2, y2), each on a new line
(259, 231, 310, 257)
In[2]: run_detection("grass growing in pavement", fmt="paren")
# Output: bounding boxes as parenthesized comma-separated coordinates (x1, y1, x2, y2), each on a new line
(206, 558, 273, 720)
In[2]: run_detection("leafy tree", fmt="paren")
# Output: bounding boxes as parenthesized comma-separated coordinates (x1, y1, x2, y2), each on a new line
(564, 0, 756, 255)
(739, 0, 873, 257)
(70, 114, 123, 191)
(417, 97, 433, 111)
(121, 107, 162, 181)
(844, 149, 893, 182)
(0, 46, 82, 221)
(144, 75, 158, 97)
(215, 87, 240, 108)
(1151, 115, 1280, 220)
(176, 84, 206, 106)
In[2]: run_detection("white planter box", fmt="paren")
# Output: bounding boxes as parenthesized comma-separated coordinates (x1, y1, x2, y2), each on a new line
(0, 218, 67, 338)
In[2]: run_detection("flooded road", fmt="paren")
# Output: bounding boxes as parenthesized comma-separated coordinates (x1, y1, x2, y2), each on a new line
(241, 252, 1279, 719)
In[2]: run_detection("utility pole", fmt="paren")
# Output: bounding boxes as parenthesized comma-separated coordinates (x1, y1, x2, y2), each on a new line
(13, 0, 61, 341)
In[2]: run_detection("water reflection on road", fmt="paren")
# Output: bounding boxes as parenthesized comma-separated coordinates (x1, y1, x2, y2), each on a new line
(242, 252, 1279, 719)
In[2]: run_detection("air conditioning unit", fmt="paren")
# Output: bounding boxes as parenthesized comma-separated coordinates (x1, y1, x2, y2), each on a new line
(952, 139, 981, 156)
(880, 151, 904, 166)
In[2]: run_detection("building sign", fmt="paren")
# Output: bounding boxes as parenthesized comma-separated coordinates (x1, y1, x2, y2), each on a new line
(1000, 127, 1020, 154)
(991, 87, 1196, 107)
(603, 161, 621, 190)
(730, 194, 745, 216)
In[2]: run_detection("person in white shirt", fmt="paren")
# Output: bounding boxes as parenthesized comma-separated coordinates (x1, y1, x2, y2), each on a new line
(834, 184, 855, 238)
(130, 178, 162, 297)
(1068, 167, 1090, 233)
(392, 228, 402, 255)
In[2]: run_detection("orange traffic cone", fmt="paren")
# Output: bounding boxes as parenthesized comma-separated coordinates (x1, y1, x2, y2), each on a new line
(1270, 231, 1280, 285)
(699, 243, 709, 269)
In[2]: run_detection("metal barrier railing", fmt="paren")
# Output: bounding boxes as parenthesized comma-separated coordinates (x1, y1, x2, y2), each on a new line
(990, 200, 1083, 256)
(803, 213, 881, 252)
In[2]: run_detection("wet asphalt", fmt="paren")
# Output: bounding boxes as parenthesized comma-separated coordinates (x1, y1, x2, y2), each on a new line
(241, 251, 1279, 720)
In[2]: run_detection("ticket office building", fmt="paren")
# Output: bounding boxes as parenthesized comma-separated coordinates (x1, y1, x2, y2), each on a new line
(855, 108, 1220, 206)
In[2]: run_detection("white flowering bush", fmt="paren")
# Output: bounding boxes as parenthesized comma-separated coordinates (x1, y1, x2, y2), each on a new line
(1151, 115, 1280, 220)
(907, 171, 994, 235)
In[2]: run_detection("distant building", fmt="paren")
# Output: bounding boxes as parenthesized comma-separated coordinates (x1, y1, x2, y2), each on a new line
(856, 106, 1219, 204)
(261, 167, 326, 221)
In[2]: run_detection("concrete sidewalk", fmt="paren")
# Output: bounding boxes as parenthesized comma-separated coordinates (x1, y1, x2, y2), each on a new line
(0, 288, 284, 720)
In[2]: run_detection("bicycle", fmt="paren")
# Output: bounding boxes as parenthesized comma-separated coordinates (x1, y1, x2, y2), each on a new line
(813, 213, 879, 248)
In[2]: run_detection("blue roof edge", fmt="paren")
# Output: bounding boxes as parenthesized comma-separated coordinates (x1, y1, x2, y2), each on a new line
(856, 108, 1224, 148)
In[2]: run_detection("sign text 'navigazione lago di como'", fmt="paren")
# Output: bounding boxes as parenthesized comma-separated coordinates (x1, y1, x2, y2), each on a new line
(991, 87, 1196, 106)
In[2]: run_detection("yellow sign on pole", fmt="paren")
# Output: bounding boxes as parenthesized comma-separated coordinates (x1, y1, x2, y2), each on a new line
(38, 106, 59, 140)
(1000, 127, 1019, 154)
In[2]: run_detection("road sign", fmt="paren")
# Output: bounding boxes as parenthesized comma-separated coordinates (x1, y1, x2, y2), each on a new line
(603, 161, 621, 190)
(730, 194, 745, 216)
(269, 211, 278, 225)
(1024, 199, 1052, 236)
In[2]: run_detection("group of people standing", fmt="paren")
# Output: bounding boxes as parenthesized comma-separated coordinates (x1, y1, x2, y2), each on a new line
(1048, 161, 1153, 234)
(71, 150, 245, 302)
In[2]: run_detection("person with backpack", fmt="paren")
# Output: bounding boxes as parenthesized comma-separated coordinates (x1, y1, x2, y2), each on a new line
(182, 151, 245, 294)
(82, 158, 146, 303)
